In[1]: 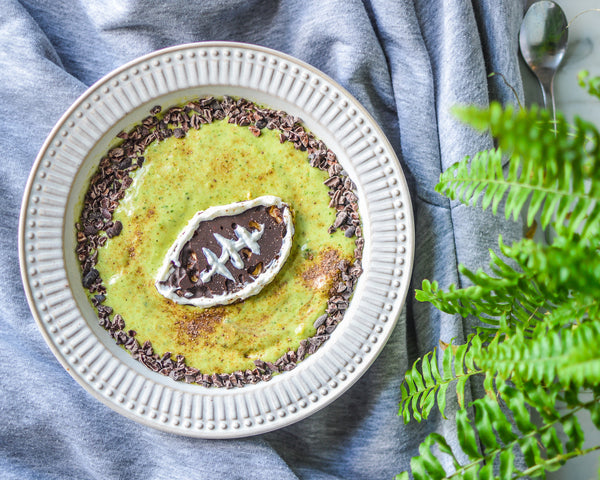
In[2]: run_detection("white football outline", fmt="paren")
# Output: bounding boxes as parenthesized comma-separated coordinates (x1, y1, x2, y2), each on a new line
(155, 195, 294, 307)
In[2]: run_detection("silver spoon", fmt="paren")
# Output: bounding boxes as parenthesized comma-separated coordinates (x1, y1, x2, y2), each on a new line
(519, 0, 569, 127)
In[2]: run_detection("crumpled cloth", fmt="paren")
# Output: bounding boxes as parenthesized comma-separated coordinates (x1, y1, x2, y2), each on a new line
(0, 1, 524, 479)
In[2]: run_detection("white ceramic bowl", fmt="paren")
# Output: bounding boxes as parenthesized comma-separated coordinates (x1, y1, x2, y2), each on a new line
(19, 42, 414, 438)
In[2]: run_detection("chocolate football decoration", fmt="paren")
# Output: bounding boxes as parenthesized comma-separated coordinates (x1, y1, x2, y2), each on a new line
(155, 196, 294, 307)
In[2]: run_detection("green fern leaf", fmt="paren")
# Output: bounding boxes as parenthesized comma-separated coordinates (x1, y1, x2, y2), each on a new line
(480, 383, 520, 445)
(447, 103, 600, 240)
(435, 381, 450, 421)
(589, 400, 600, 430)
(418, 232, 600, 344)
(402, 97, 600, 480)
(477, 462, 494, 480)
(557, 322, 600, 387)
(416, 237, 552, 333)
(499, 448, 516, 480)
(522, 383, 561, 423)
(541, 426, 564, 466)
(398, 336, 483, 423)
(503, 234, 600, 300)
(498, 385, 536, 434)
(542, 294, 600, 330)
(519, 436, 544, 472)
(578, 70, 600, 101)
(436, 148, 507, 215)
(455, 376, 469, 409)
(428, 432, 462, 471)
(476, 321, 600, 388)
(415, 436, 448, 479)
(456, 408, 482, 460)
(473, 397, 499, 451)
(563, 414, 585, 453)
(398, 384, 600, 480)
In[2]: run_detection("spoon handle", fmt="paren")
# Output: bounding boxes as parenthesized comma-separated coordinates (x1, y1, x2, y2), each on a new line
(539, 76, 558, 244)
(539, 77, 557, 130)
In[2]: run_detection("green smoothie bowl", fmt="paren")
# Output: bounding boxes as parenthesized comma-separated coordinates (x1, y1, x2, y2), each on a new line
(19, 42, 414, 438)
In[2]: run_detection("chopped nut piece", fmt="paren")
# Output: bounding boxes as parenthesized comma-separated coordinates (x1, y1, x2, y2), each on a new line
(248, 220, 261, 231)
(268, 206, 283, 223)
(250, 262, 264, 276)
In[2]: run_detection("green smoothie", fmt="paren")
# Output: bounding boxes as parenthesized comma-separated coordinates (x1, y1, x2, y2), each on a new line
(94, 120, 355, 373)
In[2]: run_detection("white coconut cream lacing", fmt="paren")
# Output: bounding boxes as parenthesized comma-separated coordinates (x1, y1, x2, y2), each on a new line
(200, 225, 264, 282)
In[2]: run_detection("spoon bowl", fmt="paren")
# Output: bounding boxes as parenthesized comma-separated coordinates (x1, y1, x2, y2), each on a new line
(519, 0, 569, 124)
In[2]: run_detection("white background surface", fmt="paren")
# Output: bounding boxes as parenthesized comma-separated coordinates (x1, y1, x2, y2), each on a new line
(520, 1, 600, 478)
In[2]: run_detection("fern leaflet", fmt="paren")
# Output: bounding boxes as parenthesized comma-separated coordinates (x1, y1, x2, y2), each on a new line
(397, 383, 600, 480)
(441, 103, 600, 240)
(399, 335, 484, 423)
(476, 321, 600, 388)
(578, 70, 600, 101)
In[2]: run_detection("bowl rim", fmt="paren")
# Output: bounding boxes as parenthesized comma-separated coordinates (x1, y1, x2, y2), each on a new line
(18, 41, 415, 438)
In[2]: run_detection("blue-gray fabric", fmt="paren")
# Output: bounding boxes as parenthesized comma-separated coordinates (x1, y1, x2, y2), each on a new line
(0, 1, 525, 479)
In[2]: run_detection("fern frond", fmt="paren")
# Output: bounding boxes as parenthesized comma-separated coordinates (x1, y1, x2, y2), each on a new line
(416, 239, 551, 334)
(586, 385, 600, 431)
(397, 383, 600, 480)
(437, 148, 507, 214)
(445, 103, 600, 240)
(476, 321, 600, 388)
(416, 274, 535, 321)
(556, 322, 600, 388)
(417, 233, 600, 339)
(398, 335, 484, 424)
(404, 95, 600, 480)
(543, 293, 600, 330)
(501, 233, 600, 300)
(578, 70, 600, 101)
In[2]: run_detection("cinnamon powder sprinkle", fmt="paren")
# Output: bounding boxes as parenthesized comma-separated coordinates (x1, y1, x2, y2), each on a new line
(176, 307, 225, 343)
(302, 249, 343, 291)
